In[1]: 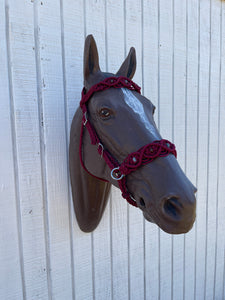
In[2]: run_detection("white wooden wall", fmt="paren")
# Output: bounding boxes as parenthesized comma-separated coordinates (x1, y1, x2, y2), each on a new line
(1, 0, 225, 299)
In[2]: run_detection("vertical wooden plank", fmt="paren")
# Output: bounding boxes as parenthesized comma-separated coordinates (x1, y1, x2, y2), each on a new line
(62, 1, 94, 299)
(125, 1, 145, 299)
(143, 0, 160, 299)
(106, 1, 129, 299)
(158, 0, 173, 299)
(0, 1, 23, 299)
(184, 0, 199, 299)
(214, 2, 225, 299)
(5, 0, 49, 298)
(195, 0, 210, 298)
(36, 0, 73, 298)
(111, 186, 129, 300)
(172, 0, 186, 299)
(85, 2, 112, 299)
(61, 0, 84, 124)
(204, 0, 222, 299)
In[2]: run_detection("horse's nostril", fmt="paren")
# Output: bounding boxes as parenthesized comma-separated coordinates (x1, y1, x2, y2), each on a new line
(139, 198, 146, 207)
(163, 197, 181, 220)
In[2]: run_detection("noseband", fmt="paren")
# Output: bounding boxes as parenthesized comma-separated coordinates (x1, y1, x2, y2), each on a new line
(79, 76, 177, 207)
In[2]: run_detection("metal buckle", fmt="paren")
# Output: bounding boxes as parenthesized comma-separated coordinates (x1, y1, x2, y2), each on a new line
(111, 167, 124, 181)
(130, 195, 137, 203)
(83, 112, 88, 126)
(98, 143, 104, 158)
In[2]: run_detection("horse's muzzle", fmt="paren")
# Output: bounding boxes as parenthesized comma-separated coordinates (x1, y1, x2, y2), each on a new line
(127, 155, 197, 234)
(140, 189, 197, 234)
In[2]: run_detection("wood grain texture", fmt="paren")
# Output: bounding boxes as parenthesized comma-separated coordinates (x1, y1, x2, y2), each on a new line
(4, 0, 49, 299)
(143, 1, 160, 299)
(158, 1, 173, 299)
(0, 1, 24, 299)
(195, 0, 211, 298)
(214, 3, 225, 299)
(107, 2, 129, 299)
(172, 1, 186, 299)
(1, 0, 225, 299)
(35, 0, 73, 298)
(204, 1, 222, 299)
(184, 0, 199, 299)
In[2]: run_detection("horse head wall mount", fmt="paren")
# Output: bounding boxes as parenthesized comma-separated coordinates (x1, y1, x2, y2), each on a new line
(69, 35, 197, 233)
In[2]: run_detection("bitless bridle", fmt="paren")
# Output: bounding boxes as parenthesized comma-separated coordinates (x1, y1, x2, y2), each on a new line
(79, 76, 177, 207)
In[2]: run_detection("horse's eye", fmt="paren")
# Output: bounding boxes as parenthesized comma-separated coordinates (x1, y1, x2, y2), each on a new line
(99, 108, 111, 119)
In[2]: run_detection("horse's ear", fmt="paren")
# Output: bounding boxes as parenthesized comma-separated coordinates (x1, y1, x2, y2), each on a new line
(83, 35, 100, 82)
(116, 47, 136, 79)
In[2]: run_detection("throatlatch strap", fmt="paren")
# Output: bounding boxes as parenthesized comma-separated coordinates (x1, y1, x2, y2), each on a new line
(79, 76, 177, 207)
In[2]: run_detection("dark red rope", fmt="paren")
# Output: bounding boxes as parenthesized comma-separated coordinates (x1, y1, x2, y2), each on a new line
(80, 76, 141, 109)
(79, 76, 177, 207)
(119, 139, 177, 176)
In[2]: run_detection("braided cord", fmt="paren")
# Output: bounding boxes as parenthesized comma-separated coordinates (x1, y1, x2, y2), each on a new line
(120, 139, 177, 176)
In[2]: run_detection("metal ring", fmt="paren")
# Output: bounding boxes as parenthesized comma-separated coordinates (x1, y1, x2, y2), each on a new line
(111, 167, 124, 181)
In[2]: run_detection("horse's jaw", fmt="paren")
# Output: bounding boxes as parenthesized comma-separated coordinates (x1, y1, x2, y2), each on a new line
(143, 211, 195, 234)
(69, 108, 111, 233)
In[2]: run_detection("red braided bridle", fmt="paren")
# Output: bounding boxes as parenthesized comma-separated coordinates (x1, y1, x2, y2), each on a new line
(79, 76, 177, 207)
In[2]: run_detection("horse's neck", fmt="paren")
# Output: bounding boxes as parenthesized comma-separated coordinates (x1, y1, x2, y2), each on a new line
(69, 108, 111, 232)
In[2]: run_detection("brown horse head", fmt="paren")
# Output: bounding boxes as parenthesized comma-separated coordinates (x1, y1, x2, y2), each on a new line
(69, 35, 197, 233)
